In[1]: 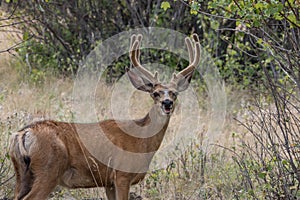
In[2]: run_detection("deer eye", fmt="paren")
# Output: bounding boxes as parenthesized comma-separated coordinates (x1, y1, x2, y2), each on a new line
(152, 92, 160, 98)
(169, 91, 178, 100)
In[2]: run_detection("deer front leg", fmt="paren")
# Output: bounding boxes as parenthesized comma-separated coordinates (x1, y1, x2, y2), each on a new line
(114, 176, 130, 200)
(105, 186, 116, 200)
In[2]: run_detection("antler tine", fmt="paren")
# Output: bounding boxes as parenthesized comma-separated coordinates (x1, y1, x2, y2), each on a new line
(172, 34, 201, 81)
(136, 34, 142, 62)
(130, 34, 142, 62)
(189, 34, 200, 68)
(185, 37, 194, 64)
(182, 33, 199, 65)
(130, 34, 137, 52)
(192, 33, 199, 42)
(129, 34, 159, 83)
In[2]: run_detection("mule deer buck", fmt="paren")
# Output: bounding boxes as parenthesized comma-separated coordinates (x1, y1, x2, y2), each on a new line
(9, 33, 200, 200)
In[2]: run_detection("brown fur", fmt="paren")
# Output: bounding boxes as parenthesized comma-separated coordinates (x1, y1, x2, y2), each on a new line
(10, 107, 169, 200)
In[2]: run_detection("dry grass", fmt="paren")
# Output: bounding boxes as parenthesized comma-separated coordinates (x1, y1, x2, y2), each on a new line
(0, 13, 248, 199)
(0, 54, 247, 199)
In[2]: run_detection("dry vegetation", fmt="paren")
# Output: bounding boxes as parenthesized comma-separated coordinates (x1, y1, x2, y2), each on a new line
(0, 62, 253, 199)
(0, 29, 249, 200)
(1, 9, 299, 199)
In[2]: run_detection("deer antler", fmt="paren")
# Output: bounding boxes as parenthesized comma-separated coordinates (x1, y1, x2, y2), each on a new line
(171, 33, 201, 84)
(129, 34, 159, 84)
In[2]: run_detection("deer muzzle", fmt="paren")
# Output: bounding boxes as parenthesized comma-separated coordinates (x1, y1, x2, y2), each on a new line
(161, 99, 173, 115)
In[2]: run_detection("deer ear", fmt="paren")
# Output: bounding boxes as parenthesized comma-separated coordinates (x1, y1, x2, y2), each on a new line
(126, 68, 154, 93)
(175, 69, 194, 92)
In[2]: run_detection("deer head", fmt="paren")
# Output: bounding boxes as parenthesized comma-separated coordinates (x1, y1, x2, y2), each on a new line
(126, 33, 201, 115)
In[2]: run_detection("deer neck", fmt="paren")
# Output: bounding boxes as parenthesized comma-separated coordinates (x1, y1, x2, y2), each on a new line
(136, 104, 170, 126)
(133, 104, 171, 146)
(110, 105, 171, 152)
(119, 104, 171, 137)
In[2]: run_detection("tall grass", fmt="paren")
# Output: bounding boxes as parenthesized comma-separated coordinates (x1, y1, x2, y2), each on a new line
(0, 48, 300, 200)
(0, 54, 247, 200)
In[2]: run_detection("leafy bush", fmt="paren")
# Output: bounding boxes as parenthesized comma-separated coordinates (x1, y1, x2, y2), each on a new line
(4, 0, 298, 89)
(232, 71, 300, 199)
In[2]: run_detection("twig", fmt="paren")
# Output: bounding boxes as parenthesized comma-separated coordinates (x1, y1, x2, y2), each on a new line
(0, 174, 14, 187)
(178, 0, 241, 22)
(0, 35, 34, 54)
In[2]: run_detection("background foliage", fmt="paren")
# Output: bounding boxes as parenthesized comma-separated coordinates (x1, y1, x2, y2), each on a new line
(4, 0, 298, 88)
(1, 0, 300, 199)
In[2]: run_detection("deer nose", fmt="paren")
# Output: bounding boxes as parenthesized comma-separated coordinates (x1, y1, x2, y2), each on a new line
(162, 99, 173, 107)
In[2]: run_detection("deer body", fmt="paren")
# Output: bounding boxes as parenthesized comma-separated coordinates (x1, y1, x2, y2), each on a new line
(10, 106, 169, 199)
(10, 34, 200, 200)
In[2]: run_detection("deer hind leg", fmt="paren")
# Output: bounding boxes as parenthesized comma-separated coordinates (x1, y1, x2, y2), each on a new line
(11, 158, 34, 200)
(21, 173, 59, 200)
(17, 157, 34, 200)
(11, 157, 20, 199)
(10, 129, 68, 200)
(10, 156, 25, 200)
(10, 133, 33, 200)
(10, 143, 53, 200)
(19, 150, 67, 200)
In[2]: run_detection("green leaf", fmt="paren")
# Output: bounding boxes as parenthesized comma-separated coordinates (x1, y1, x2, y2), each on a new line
(161, 1, 171, 11)
(282, 159, 288, 166)
(274, 13, 284, 20)
(266, 165, 272, 171)
(23, 31, 29, 41)
(287, 14, 297, 26)
(5, 0, 10, 3)
(190, 1, 200, 15)
(254, 2, 265, 10)
(211, 20, 219, 30)
(253, 18, 261, 27)
(190, 9, 198, 15)
(257, 38, 263, 45)
(258, 171, 267, 179)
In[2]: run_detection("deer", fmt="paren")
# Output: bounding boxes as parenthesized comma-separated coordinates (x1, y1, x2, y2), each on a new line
(9, 33, 200, 200)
